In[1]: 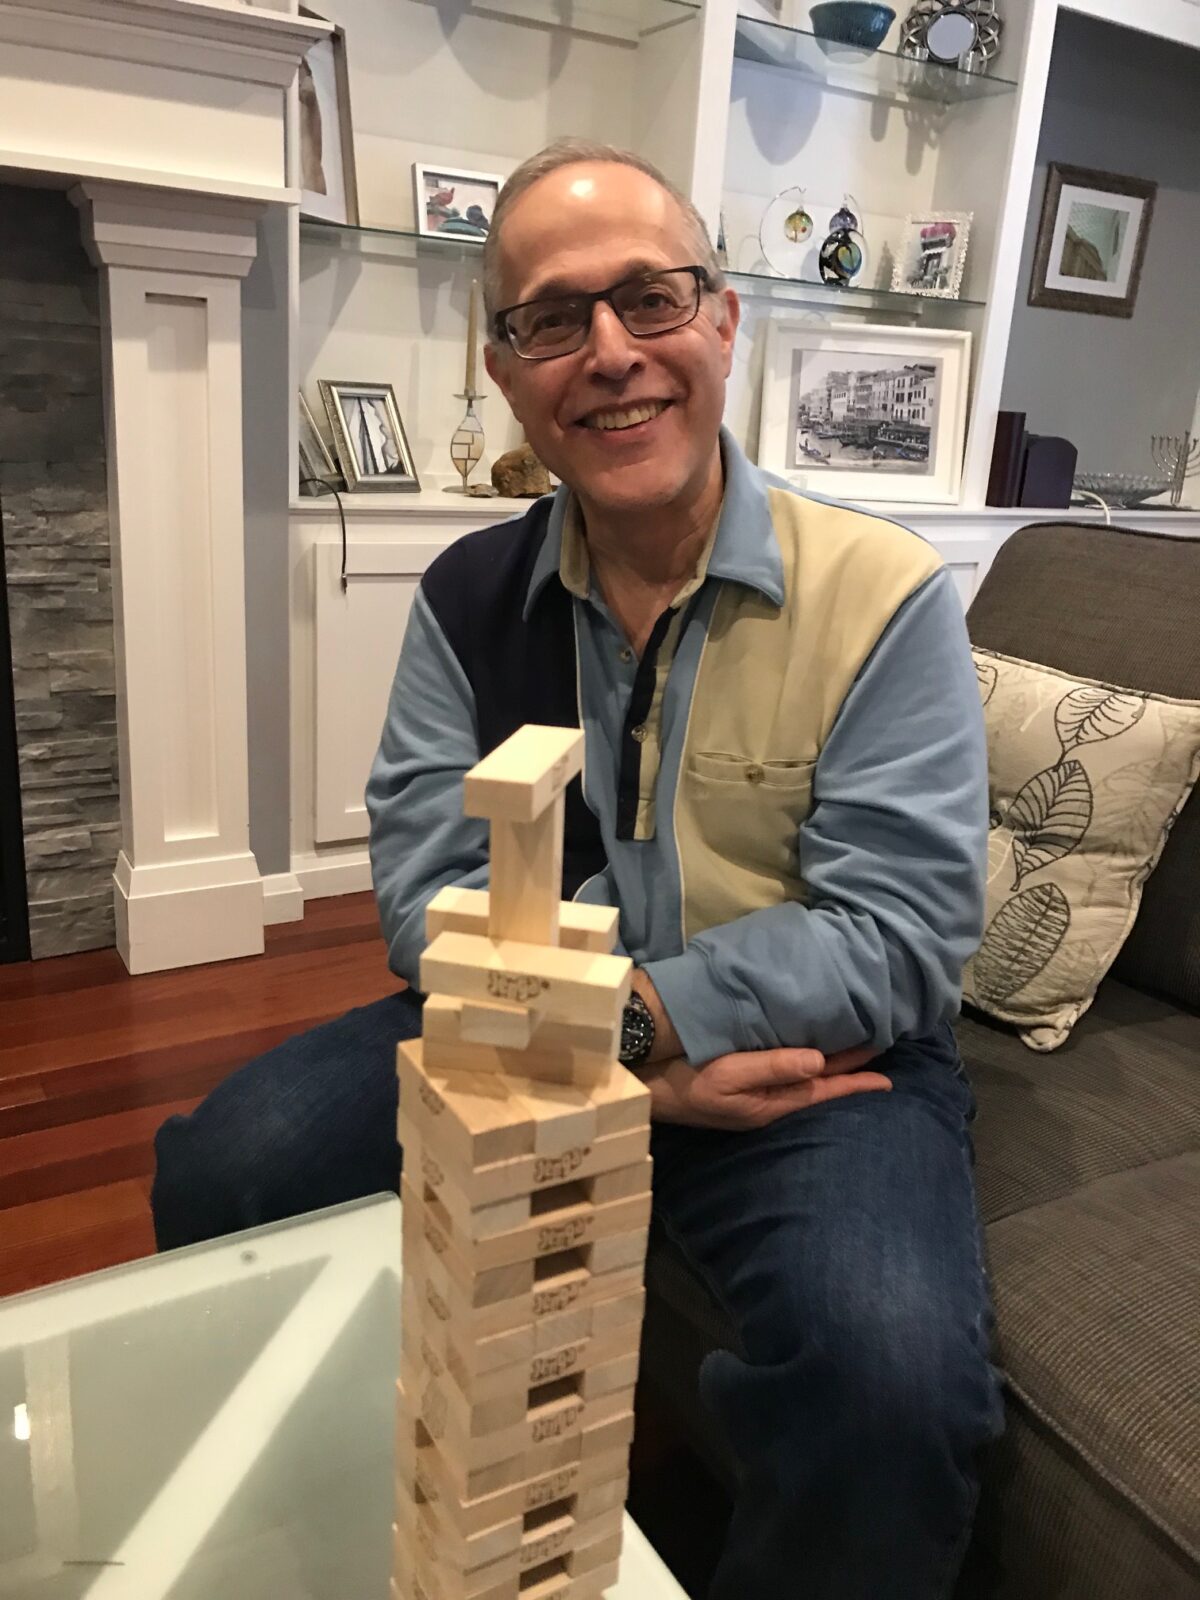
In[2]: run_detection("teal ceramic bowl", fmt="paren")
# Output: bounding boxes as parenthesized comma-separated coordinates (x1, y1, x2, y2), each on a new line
(810, 2, 896, 53)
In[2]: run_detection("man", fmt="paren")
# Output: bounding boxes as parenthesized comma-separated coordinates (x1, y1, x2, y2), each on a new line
(154, 138, 1002, 1598)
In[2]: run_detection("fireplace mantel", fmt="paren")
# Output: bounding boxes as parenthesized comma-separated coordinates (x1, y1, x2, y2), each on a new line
(1, 0, 321, 971)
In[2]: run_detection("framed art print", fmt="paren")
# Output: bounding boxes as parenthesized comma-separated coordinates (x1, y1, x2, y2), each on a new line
(892, 212, 973, 299)
(319, 380, 420, 492)
(759, 322, 972, 505)
(1029, 163, 1156, 317)
(413, 163, 503, 242)
(298, 11, 360, 225)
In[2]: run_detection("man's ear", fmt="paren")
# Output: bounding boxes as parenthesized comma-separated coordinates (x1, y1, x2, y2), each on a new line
(717, 287, 740, 378)
(484, 343, 520, 420)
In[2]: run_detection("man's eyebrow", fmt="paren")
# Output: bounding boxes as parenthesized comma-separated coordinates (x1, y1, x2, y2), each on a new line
(510, 260, 667, 305)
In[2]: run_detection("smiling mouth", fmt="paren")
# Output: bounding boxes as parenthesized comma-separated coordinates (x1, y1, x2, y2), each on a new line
(577, 400, 671, 432)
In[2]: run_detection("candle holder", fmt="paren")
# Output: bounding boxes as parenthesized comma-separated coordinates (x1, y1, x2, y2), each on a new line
(1150, 432, 1200, 508)
(446, 390, 498, 496)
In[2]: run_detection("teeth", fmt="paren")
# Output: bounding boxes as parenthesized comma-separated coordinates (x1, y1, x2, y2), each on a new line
(582, 401, 667, 431)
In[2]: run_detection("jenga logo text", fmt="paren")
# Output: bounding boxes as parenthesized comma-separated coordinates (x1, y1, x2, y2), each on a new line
(423, 1216, 447, 1255)
(421, 1151, 445, 1188)
(418, 1080, 444, 1115)
(525, 1465, 578, 1509)
(530, 1345, 581, 1384)
(486, 970, 547, 1003)
(531, 1401, 583, 1443)
(425, 1282, 450, 1322)
(421, 1338, 444, 1378)
(537, 1217, 591, 1253)
(534, 1147, 587, 1184)
(520, 1527, 570, 1569)
(421, 1384, 447, 1440)
(533, 1280, 582, 1316)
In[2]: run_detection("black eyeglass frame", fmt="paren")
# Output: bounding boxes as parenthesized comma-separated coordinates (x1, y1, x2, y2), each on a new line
(493, 265, 713, 361)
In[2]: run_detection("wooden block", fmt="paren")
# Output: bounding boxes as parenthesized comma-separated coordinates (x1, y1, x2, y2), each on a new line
(409, 1121, 650, 1213)
(462, 726, 583, 824)
(426, 888, 619, 955)
(460, 999, 536, 1050)
(398, 1040, 536, 1166)
(420, 932, 631, 1028)
(397, 1495, 524, 1577)
(578, 1352, 641, 1401)
(422, 997, 622, 1082)
(583, 1227, 648, 1277)
(586, 1160, 652, 1205)
(397, 1415, 629, 1541)
(402, 1282, 535, 1376)
(490, 800, 563, 946)
(420, 1184, 652, 1276)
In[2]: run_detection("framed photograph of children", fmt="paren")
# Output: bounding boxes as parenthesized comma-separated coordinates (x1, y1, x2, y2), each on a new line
(319, 380, 420, 492)
(759, 322, 972, 505)
(892, 212, 973, 299)
(413, 163, 503, 243)
(298, 10, 359, 225)
(298, 390, 340, 495)
(1029, 164, 1156, 318)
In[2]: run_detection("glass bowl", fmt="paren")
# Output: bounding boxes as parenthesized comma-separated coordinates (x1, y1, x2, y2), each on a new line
(1072, 473, 1172, 508)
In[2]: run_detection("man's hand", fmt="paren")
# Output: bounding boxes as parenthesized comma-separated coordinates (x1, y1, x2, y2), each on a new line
(642, 1044, 890, 1131)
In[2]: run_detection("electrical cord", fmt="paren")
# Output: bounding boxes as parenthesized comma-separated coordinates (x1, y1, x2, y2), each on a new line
(299, 476, 350, 591)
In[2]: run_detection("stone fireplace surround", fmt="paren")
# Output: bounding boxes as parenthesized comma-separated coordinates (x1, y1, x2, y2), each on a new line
(0, 0, 325, 973)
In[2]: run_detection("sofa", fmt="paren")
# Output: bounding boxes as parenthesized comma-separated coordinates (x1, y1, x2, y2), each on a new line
(634, 521, 1200, 1599)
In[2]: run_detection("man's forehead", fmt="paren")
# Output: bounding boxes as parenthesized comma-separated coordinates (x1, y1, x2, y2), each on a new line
(496, 163, 691, 300)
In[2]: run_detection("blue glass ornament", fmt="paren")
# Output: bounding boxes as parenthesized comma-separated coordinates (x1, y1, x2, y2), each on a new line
(819, 200, 867, 286)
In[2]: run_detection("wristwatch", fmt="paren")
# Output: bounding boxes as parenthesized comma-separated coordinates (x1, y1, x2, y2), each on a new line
(618, 991, 656, 1070)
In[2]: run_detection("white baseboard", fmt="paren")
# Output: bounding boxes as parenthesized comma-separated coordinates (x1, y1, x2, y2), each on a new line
(262, 871, 305, 925)
(291, 848, 372, 900)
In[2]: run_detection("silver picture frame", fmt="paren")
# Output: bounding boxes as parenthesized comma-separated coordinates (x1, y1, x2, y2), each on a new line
(298, 390, 340, 495)
(319, 380, 420, 492)
(892, 212, 973, 299)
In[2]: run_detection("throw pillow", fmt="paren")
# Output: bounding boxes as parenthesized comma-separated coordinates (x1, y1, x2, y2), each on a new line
(963, 648, 1200, 1051)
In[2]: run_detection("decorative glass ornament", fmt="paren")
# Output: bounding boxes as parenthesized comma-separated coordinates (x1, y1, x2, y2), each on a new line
(818, 199, 868, 286)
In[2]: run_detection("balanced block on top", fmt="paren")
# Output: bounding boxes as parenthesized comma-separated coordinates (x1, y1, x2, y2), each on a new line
(462, 726, 584, 825)
(425, 888, 619, 956)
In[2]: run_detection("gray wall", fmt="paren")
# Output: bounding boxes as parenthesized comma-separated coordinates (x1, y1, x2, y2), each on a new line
(1001, 12, 1200, 480)
(0, 184, 120, 958)
(241, 204, 292, 879)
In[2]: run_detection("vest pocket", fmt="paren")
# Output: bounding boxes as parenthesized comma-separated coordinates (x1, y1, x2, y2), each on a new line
(685, 752, 817, 881)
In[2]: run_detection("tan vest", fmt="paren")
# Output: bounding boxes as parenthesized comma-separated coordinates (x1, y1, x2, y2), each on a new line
(673, 486, 943, 940)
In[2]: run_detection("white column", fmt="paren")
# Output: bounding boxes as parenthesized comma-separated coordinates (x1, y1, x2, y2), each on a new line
(70, 181, 267, 975)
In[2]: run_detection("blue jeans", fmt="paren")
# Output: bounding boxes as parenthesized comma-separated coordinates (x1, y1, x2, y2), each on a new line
(152, 997, 1002, 1600)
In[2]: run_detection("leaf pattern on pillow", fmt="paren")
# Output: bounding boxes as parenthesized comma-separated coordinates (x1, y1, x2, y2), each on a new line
(975, 659, 998, 706)
(1055, 686, 1145, 756)
(973, 883, 1071, 1005)
(1008, 761, 1094, 888)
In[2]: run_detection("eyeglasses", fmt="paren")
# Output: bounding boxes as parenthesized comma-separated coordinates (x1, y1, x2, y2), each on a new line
(494, 265, 711, 361)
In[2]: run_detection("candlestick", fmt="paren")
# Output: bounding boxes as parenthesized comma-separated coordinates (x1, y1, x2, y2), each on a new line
(465, 279, 479, 396)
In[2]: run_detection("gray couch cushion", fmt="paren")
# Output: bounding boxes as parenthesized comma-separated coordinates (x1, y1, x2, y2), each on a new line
(975, 1155, 1199, 1597)
(958, 980, 1200, 1226)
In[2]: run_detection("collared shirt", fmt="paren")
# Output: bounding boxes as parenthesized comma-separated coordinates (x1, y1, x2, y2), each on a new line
(367, 429, 989, 1061)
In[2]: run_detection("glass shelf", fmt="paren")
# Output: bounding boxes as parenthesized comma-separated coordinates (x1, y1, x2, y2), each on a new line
(726, 267, 984, 312)
(301, 219, 482, 260)
(733, 15, 1018, 105)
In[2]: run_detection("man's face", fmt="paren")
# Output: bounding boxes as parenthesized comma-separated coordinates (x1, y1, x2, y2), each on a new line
(484, 163, 739, 518)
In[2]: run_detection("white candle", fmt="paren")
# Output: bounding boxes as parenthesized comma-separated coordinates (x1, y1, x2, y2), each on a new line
(465, 279, 479, 394)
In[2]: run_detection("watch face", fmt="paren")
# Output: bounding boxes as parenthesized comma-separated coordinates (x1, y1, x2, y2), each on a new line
(619, 996, 655, 1066)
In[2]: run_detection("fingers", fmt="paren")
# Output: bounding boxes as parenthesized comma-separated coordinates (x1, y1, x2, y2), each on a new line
(805, 1071, 893, 1104)
(730, 1047, 826, 1089)
(821, 1045, 883, 1076)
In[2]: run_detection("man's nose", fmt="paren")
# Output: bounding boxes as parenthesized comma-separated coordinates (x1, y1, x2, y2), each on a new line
(583, 300, 642, 377)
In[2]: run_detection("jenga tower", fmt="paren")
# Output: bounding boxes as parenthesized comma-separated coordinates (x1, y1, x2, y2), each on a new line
(393, 726, 652, 1600)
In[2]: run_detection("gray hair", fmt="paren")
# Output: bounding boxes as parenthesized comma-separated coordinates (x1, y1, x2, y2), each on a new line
(482, 137, 725, 333)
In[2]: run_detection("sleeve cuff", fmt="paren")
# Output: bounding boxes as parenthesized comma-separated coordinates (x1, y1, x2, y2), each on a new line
(642, 946, 748, 1066)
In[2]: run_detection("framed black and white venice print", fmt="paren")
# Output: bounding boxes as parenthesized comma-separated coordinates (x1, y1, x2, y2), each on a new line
(759, 322, 972, 505)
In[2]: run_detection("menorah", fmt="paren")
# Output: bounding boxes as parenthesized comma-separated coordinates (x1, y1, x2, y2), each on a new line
(1150, 432, 1200, 508)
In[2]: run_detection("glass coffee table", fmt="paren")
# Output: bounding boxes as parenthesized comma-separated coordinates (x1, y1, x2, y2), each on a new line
(0, 1194, 682, 1599)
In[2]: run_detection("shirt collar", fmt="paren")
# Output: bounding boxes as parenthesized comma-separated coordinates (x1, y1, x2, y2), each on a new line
(522, 426, 785, 619)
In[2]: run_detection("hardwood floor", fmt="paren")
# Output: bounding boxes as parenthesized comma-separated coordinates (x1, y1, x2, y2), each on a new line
(0, 892, 403, 1298)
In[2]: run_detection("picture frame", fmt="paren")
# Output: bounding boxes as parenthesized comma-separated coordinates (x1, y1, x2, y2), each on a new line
(298, 10, 359, 226)
(1029, 163, 1156, 318)
(892, 212, 973, 299)
(297, 390, 340, 495)
(319, 380, 421, 493)
(413, 163, 503, 243)
(759, 322, 972, 505)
